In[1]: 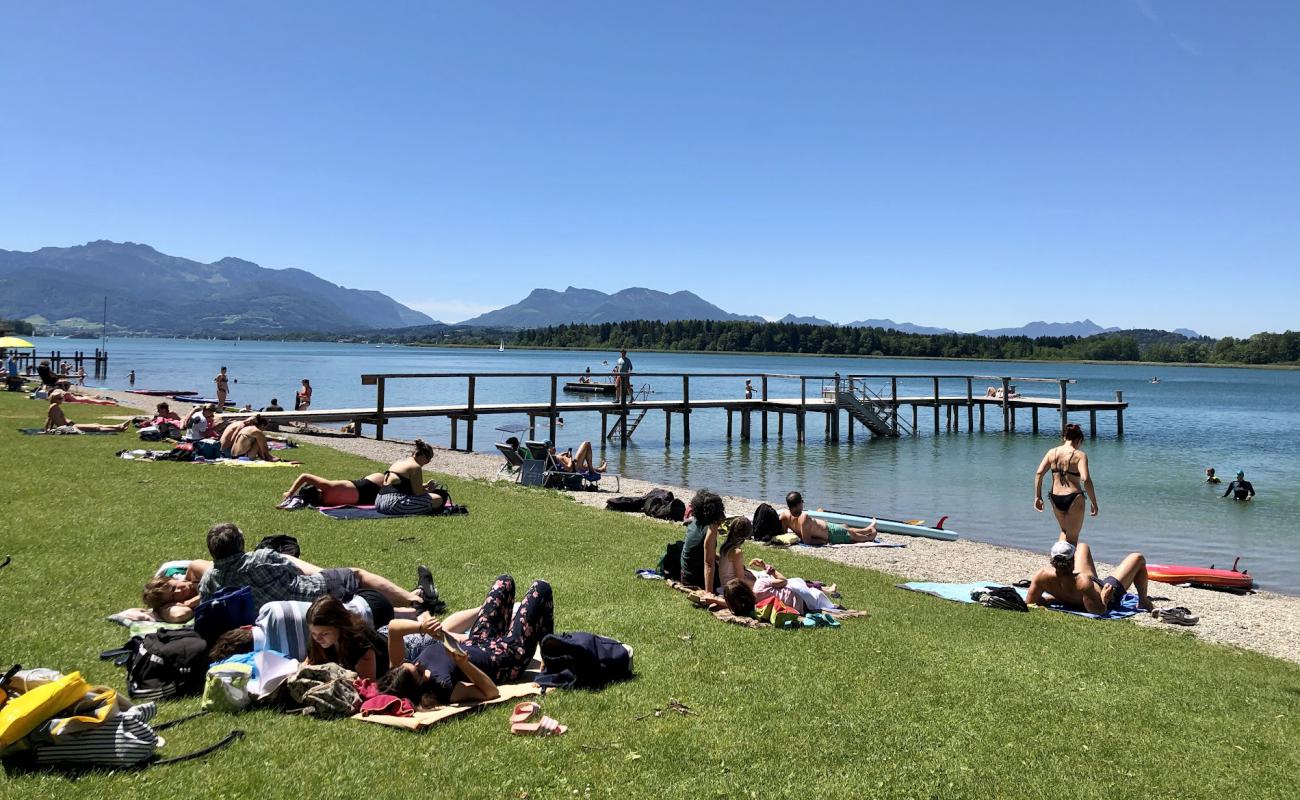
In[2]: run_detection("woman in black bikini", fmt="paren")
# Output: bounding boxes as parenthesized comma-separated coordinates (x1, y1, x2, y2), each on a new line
(1033, 422, 1097, 545)
(280, 471, 386, 507)
(374, 439, 450, 516)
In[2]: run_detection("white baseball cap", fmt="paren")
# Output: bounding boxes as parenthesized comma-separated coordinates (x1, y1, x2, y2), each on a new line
(1049, 541, 1075, 565)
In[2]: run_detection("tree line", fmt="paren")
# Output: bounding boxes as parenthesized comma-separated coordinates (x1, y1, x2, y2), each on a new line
(489, 320, 1300, 366)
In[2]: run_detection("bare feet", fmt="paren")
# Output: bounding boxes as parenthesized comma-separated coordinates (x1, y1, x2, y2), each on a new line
(597, 460, 607, 473)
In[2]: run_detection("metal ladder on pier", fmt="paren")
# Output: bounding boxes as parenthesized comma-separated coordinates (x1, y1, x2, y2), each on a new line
(836, 379, 909, 438)
(606, 384, 653, 442)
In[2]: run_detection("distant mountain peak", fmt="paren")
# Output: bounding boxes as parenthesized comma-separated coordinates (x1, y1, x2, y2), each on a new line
(458, 287, 762, 328)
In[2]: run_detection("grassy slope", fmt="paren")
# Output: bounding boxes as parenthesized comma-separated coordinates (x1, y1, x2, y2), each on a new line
(1, 392, 1297, 799)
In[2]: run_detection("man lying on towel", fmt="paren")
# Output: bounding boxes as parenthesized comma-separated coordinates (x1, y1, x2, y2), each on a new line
(1026, 541, 1154, 614)
(779, 491, 876, 544)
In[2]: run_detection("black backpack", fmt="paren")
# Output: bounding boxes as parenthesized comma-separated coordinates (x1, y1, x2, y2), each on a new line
(605, 496, 646, 513)
(256, 534, 301, 558)
(535, 632, 633, 690)
(658, 540, 685, 581)
(971, 585, 1030, 612)
(752, 503, 782, 541)
(645, 495, 686, 522)
(102, 629, 210, 701)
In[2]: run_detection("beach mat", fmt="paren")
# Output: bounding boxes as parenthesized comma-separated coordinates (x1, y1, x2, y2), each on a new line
(789, 540, 904, 550)
(319, 504, 469, 520)
(116, 450, 299, 466)
(21, 428, 120, 436)
(663, 578, 869, 629)
(897, 581, 1140, 620)
(352, 673, 541, 732)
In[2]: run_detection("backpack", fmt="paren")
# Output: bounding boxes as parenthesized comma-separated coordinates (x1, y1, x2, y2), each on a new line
(534, 632, 633, 690)
(645, 493, 685, 521)
(194, 586, 256, 642)
(102, 629, 210, 701)
(255, 535, 301, 558)
(752, 503, 782, 542)
(605, 495, 646, 513)
(971, 585, 1030, 612)
(658, 540, 685, 581)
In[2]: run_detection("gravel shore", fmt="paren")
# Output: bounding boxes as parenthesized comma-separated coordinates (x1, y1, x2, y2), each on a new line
(87, 385, 1300, 665)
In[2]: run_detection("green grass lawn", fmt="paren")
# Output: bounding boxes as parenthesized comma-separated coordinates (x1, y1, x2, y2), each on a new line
(1, 391, 1298, 799)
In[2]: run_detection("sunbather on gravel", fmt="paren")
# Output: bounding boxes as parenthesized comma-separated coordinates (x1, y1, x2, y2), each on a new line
(780, 491, 876, 544)
(1026, 540, 1153, 614)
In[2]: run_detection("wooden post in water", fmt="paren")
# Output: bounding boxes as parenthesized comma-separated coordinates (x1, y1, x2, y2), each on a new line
(1032, 406, 1039, 434)
(1001, 377, 1010, 432)
(911, 404, 918, 433)
(891, 377, 899, 434)
(847, 413, 854, 442)
(681, 375, 690, 445)
(549, 376, 559, 443)
(465, 376, 476, 452)
(965, 377, 973, 431)
(600, 412, 607, 442)
(761, 376, 769, 442)
(375, 377, 386, 441)
(450, 418, 458, 451)
(726, 410, 733, 439)
(1115, 390, 1125, 437)
(798, 378, 807, 443)
(1058, 379, 1069, 434)
(979, 401, 985, 431)
(742, 409, 751, 440)
(664, 410, 671, 444)
(932, 377, 940, 434)
(1090, 409, 1097, 438)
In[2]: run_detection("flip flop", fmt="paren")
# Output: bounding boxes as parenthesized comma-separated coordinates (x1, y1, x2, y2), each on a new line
(1153, 607, 1199, 626)
(511, 715, 567, 736)
(813, 612, 841, 628)
(510, 702, 541, 725)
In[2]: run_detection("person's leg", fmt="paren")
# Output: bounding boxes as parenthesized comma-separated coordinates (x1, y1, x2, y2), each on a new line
(1074, 542, 1099, 579)
(847, 520, 878, 542)
(1109, 553, 1151, 609)
(355, 568, 419, 606)
(467, 575, 515, 642)
(505, 580, 554, 663)
(1052, 496, 1086, 544)
(74, 421, 129, 432)
(441, 606, 483, 636)
(571, 441, 592, 471)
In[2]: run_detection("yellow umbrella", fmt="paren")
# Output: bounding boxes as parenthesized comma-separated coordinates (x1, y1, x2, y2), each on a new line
(0, 336, 35, 348)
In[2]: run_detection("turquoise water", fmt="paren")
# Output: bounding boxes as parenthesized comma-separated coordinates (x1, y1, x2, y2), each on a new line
(35, 337, 1300, 593)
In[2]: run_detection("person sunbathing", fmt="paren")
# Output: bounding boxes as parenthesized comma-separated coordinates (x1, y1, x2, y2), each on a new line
(207, 594, 403, 662)
(142, 559, 213, 622)
(43, 390, 132, 433)
(549, 440, 606, 474)
(376, 575, 552, 709)
(279, 471, 386, 508)
(779, 491, 876, 544)
(1026, 541, 1153, 614)
(734, 559, 839, 614)
(227, 415, 284, 461)
(197, 522, 441, 612)
(305, 596, 390, 680)
(375, 439, 450, 516)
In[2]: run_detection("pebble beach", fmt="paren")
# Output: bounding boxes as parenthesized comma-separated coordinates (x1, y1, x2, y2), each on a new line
(91, 386, 1300, 666)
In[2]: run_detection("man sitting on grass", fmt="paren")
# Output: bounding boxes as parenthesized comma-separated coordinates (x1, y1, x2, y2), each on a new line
(1026, 540, 1154, 614)
(779, 491, 877, 544)
(43, 390, 133, 433)
(198, 522, 443, 613)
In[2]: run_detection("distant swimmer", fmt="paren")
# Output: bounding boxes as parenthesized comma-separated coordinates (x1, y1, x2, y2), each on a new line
(1222, 470, 1255, 501)
(1205, 467, 1221, 484)
(1033, 423, 1097, 545)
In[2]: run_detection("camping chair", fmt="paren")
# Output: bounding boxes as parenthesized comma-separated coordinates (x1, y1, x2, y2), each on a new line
(494, 442, 526, 481)
(523, 440, 620, 492)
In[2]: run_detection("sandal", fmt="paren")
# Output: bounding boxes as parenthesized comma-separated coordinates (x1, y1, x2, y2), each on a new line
(511, 715, 567, 736)
(1153, 606, 1199, 626)
(510, 702, 540, 725)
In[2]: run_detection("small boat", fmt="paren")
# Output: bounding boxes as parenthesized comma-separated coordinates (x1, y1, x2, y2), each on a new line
(1148, 559, 1254, 591)
(1150, 377, 1161, 384)
(499, 340, 505, 352)
(808, 510, 958, 541)
(563, 381, 618, 395)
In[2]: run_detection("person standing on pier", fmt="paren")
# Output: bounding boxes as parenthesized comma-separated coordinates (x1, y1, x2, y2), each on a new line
(215, 366, 230, 408)
(614, 348, 633, 403)
(1033, 423, 1098, 545)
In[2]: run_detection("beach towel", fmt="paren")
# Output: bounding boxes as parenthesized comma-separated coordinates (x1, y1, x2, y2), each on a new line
(896, 581, 1140, 620)
(115, 450, 299, 467)
(107, 609, 192, 638)
(662, 579, 869, 629)
(21, 428, 118, 436)
(318, 504, 469, 520)
(788, 540, 905, 550)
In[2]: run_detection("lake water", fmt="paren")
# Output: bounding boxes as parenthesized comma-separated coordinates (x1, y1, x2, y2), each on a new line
(34, 337, 1300, 593)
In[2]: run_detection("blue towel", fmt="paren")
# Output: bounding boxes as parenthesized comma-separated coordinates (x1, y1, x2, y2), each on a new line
(897, 581, 1140, 620)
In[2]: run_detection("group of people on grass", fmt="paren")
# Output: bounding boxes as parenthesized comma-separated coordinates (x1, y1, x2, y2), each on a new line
(279, 439, 455, 515)
(142, 521, 554, 710)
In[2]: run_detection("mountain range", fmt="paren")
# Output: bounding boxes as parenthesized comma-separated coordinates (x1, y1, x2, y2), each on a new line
(0, 241, 435, 334)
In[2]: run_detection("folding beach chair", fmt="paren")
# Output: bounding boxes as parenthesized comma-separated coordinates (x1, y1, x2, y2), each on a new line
(494, 442, 526, 481)
(523, 441, 620, 492)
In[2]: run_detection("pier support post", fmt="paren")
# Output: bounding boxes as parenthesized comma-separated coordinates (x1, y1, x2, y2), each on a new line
(726, 410, 733, 439)
(681, 376, 690, 445)
(966, 378, 973, 431)
(1058, 379, 1069, 434)
(620, 412, 628, 448)
(1032, 406, 1039, 434)
(778, 412, 784, 438)
(1090, 409, 1097, 438)
(830, 409, 839, 444)
(979, 402, 985, 431)
(1115, 390, 1125, 437)
(847, 414, 854, 442)
(798, 378, 807, 443)
(797, 411, 805, 443)
(450, 418, 458, 451)
(911, 404, 918, 433)
(891, 377, 899, 434)
(761, 376, 769, 442)
(664, 410, 671, 444)
(375, 377, 386, 441)
(1011, 406, 1016, 430)
(600, 412, 607, 442)
(741, 410, 751, 440)
(466, 376, 476, 452)
(1001, 377, 1010, 432)
(932, 377, 940, 434)
(549, 376, 559, 444)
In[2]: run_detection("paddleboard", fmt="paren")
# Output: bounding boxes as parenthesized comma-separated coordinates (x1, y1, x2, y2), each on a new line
(128, 389, 197, 396)
(808, 510, 959, 542)
(1147, 564, 1254, 591)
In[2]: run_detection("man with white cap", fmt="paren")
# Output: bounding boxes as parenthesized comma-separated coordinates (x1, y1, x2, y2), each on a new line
(1025, 540, 1153, 614)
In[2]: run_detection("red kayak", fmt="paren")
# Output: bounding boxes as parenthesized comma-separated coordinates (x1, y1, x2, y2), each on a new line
(1148, 562, 1254, 591)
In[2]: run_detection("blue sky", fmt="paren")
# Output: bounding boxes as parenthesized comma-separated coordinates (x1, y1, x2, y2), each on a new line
(2, 2, 1297, 337)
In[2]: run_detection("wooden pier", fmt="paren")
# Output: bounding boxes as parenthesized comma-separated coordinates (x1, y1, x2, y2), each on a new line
(245, 371, 1129, 451)
(7, 348, 110, 380)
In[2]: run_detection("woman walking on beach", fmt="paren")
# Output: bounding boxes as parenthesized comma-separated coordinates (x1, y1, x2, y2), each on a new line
(1033, 422, 1097, 545)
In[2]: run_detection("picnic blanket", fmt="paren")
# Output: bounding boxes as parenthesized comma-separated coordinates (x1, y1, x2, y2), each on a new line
(319, 504, 469, 520)
(351, 680, 541, 731)
(663, 579, 869, 629)
(116, 450, 299, 467)
(107, 608, 192, 637)
(21, 427, 119, 436)
(788, 540, 904, 550)
(897, 581, 1141, 620)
